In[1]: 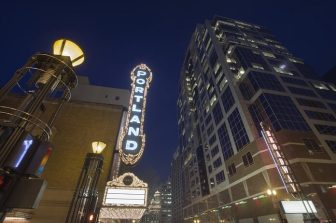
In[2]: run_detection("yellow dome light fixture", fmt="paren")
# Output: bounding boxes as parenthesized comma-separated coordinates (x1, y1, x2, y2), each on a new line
(53, 39, 84, 67)
(91, 141, 107, 154)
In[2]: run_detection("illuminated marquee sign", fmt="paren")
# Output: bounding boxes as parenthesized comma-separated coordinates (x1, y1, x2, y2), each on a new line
(280, 200, 317, 214)
(100, 172, 148, 220)
(118, 64, 152, 165)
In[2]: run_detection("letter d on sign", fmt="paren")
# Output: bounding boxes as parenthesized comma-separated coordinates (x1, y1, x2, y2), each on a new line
(125, 140, 138, 151)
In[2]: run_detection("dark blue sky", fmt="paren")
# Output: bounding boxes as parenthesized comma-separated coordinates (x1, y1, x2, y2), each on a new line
(1, 0, 336, 186)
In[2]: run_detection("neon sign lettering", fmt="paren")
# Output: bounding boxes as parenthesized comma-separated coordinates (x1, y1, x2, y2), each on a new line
(118, 64, 152, 165)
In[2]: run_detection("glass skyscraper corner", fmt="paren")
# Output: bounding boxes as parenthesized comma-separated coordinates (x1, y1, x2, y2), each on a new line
(171, 16, 336, 223)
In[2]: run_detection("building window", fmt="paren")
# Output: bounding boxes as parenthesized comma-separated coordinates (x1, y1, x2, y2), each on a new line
(249, 93, 311, 133)
(207, 124, 215, 136)
(304, 110, 336, 122)
(228, 163, 236, 176)
(273, 66, 293, 75)
(209, 134, 217, 146)
(208, 165, 213, 174)
(328, 103, 336, 113)
(262, 51, 276, 58)
(315, 124, 336, 136)
(209, 50, 218, 68)
(239, 71, 284, 100)
(218, 122, 234, 160)
(221, 87, 235, 112)
(213, 157, 222, 169)
(205, 114, 213, 126)
(312, 82, 329, 90)
(280, 76, 308, 87)
(328, 84, 336, 92)
(242, 152, 254, 167)
(212, 102, 223, 124)
(296, 98, 326, 109)
(303, 139, 322, 153)
(211, 145, 219, 158)
(228, 108, 250, 150)
(210, 178, 215, 188)
(288, 86, 317, 97)
(325, 140, 336, 153)
(215, 171, 225, 184)
(251, 63, 265, 70)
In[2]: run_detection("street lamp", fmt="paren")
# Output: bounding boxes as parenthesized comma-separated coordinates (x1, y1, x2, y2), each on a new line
(66, 141, 106, 223)
(92, 141, 107, 154)
(53, 39, 85, 67)
(0, 39, 84, 221)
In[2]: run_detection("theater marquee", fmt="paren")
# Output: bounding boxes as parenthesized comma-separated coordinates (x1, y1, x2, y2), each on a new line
(118, 64, 152, 165)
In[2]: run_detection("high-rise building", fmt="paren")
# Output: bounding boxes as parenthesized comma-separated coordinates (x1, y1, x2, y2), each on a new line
(159, 180, 172, 223)
(173, 16, 336, 223)
(140, 180, 172, 223)
(171, 148, 184, 223)
(3, 76, 129, 223)
(140, 190, 161, 223)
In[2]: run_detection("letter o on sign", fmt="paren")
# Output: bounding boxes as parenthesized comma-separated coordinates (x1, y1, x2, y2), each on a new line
(136, 79, 145, 85)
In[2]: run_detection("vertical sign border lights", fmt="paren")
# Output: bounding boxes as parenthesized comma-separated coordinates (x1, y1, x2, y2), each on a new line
(118, 64, 152, 165)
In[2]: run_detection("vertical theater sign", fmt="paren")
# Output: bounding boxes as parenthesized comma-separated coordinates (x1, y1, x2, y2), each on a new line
(118, 64, 152, 165)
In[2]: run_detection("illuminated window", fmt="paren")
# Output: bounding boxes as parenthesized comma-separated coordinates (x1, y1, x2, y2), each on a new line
(312, 82, 329, 90)
(289, 58, 304, 64)
(262, 52, 276, 58)
(251, 63, 264, 70)
(210, 95, 217, 106)
(219, 77, 228, 91)
(328, 84, 336, 92)
(273, 66, 293, 75)
(210, 178, 215, 188)
(274, 44, 285, 49)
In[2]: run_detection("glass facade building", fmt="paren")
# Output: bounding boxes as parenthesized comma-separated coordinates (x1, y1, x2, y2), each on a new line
(172, 16, 336, 223)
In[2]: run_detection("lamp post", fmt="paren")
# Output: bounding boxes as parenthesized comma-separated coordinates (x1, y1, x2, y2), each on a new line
(0, 39, 84, 221)
(66, 141, 106, 223)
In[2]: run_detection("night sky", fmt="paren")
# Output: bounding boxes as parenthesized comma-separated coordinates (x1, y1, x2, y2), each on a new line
(1, 0, 336, 188)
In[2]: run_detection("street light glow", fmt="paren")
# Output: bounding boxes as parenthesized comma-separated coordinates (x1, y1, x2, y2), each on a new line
(53, 39, 84, 67)
(92, 141, 106, 154)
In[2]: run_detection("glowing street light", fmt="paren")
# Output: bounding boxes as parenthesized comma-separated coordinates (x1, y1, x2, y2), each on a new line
(92, 141, 106, 154)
